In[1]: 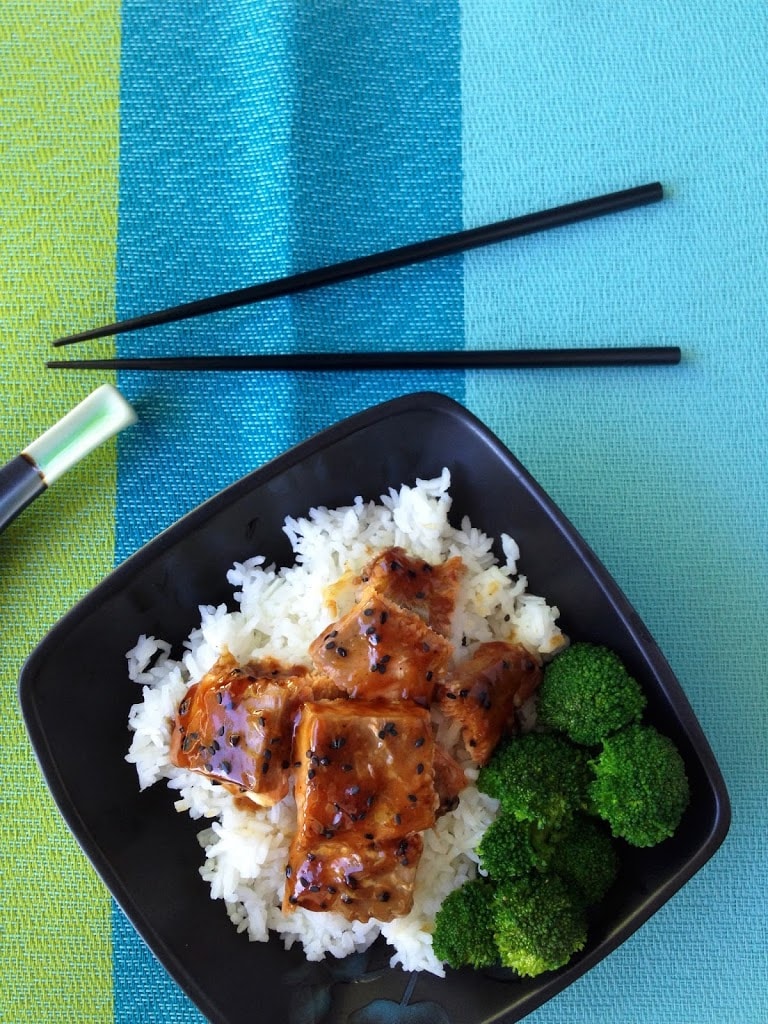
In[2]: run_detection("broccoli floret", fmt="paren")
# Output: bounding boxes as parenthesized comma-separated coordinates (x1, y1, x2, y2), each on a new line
(477, 813, 557, 881)
(478, 731, 591, 828)
(548, 814, 619, 906)
(493, 873, 587, 977)
(588, 724, 690, 847)
(537, 642, 646, 745)
(432, 878, 499, 970)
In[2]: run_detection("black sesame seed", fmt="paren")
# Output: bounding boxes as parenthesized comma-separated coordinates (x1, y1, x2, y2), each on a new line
(216, 691, 223, 704)
(288, 895, 298, 905)
(221, 760, 232, 774)
(341, 894, 352, 904)
(260, 716, 267, 727)
(309, 884, 320, 893)
(331, 736, 346, 749)
(346, 875, 358, 889)
(342, 764, 353, 772)
(218, 725, 226, 737)
(308, 769, 316, 780)
(282, 760, 290, 770)
(365, 625, 376, 636)
(366, 795, 375, 806)
(468, 738, 477, 747)
(408, 794, 417, 802)
(459, 688, 469, 698)
(263, 748, 272, 761)
(393, 814, 401, 825)
(363, 607, 374, 616)
(261, 762, 270, 774)
(376, 663, 387, 674)
(425, 671, 433, 682)
(422, 642, 430, 652)
(327, 886, 337, 894)
(348, 784, 360, 795)
(378, 891, 391, 902)
(444, 690, 457, 699)
(178, 698, 189, 716)
(414, 736, 425, 747)
(336, 646, 348, 658)
(364, 832, 374, 840)
(414, 591, 426, 600)
(285, 865, 292, 877)
(299, 875, 310, 888)
(416, 762, 424, 774)
(306, 852, 316, 861)
(380, 611, 388, 624)
(325, 640, 336, 650)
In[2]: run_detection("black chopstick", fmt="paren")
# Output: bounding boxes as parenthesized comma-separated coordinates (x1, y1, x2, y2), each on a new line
(47, 346, 681, 371)
(52, 183, 664, 347)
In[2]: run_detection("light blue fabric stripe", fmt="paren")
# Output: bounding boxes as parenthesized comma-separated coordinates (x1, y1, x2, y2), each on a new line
(461, 3, 767, 1023)
(113, 2, 463, 1020)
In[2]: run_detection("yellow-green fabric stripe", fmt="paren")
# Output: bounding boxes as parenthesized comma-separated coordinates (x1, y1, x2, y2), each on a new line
(0, 3, 120, 1020)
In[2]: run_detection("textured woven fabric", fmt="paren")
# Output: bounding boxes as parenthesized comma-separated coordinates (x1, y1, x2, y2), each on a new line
(0, 3, 119, 1021)
(2, 1, 766, 1022)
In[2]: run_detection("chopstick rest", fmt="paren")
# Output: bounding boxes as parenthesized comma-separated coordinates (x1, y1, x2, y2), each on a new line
(0, 384, 137, 534)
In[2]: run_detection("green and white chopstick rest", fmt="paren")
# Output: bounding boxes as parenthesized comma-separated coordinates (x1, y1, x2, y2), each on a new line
(0, 384, 137, 534)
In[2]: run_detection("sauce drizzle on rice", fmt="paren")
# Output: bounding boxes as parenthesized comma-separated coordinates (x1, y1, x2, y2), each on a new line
(125, 470, 566, 976)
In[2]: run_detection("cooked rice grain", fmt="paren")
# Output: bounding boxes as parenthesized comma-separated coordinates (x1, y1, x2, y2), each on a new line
(125, 470, 563, 975)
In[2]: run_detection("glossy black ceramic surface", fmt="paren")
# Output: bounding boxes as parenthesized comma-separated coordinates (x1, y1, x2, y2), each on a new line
(19, 392, 730, 1024)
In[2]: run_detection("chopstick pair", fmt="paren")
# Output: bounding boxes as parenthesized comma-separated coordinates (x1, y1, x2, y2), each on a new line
(48, 182, 679, 371)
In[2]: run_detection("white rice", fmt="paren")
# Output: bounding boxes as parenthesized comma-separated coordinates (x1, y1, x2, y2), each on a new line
(125, 469, 565, 977)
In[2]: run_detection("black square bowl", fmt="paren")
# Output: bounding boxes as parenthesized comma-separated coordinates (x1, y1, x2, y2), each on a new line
(18, 392, 730, 1024)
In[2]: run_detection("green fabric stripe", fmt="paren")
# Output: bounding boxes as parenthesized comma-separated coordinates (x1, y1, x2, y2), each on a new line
(0, 2, 121, 1020)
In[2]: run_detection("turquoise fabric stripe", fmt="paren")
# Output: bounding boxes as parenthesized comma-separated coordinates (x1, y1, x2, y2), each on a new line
(113, 2, 462, 1019)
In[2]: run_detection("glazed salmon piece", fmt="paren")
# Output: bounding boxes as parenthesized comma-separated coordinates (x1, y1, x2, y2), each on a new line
(169, 652, 341, 806)
(308, 590, 452, 704)
(436, 641, 542, 765)
(286, 698, 437, 922)
(354, 546, 466, 638)
(432, 743, 468, 816)
(292, 699, 438, 843)
(283, 832, 423, 922)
